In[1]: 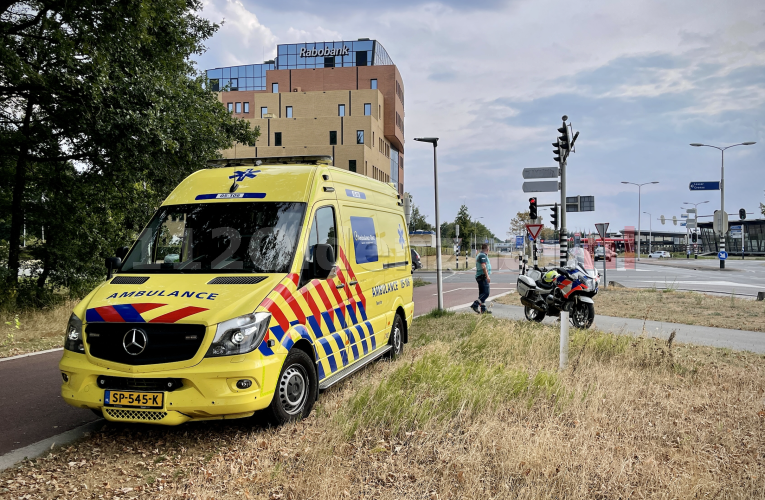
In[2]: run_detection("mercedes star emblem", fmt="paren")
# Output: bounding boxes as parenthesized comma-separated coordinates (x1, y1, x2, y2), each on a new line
(123, 328, 148, 355)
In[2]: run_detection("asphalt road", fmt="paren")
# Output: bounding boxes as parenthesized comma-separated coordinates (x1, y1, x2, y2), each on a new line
(0, 351, 98, 456)
(2, 257, 763, 458)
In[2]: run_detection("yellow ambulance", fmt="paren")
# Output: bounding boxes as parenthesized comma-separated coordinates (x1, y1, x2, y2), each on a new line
(59, 156, 414, 425)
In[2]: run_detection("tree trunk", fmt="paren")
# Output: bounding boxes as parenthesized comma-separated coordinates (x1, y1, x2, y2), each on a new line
(6, 99, 33, 285)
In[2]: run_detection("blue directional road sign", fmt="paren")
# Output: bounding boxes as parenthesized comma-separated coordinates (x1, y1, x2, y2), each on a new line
(718, 250, 728, 260)
(689, 181, 720, 191)
(515, 235, 523, 248)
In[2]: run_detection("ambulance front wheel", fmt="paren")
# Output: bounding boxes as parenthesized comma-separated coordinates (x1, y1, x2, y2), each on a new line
(266, 349, 318, 425)
(386, 314, 404, 359)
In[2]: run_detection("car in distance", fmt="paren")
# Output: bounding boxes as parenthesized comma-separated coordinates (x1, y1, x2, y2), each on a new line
(594, 246, 615, 262)
(648, 250, 671, 259)
(411, 248, 422, 272)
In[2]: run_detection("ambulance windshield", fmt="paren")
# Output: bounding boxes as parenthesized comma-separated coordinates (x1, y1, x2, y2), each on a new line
(120, 202, 306, 273)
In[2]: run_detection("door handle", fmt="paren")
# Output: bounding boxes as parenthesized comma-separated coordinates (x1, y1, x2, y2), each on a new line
(335, 283, 345, 289)
(349, 280, 358, 286)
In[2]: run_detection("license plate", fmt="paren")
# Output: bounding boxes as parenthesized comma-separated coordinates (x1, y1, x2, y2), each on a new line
(105, 390, 164, 409)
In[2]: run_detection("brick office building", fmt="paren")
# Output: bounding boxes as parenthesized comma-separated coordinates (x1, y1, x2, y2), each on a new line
(207, 39, 405, 195)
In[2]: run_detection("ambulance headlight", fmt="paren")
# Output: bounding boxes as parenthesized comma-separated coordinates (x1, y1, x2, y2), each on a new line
(64, 313, 84, 353)
(206, 312, 271, 357)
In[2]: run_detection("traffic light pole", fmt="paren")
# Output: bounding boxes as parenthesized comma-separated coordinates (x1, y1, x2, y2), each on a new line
(559, 159, 567, 267)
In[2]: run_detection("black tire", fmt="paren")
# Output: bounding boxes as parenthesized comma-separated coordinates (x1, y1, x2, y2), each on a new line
(386, 314, 404, 359)
(265, 349, 318, 425)
(570, 301, 595, 329)
(524, 306, 545, 322)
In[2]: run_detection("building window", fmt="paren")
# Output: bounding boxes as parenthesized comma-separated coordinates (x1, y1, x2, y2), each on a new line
(235, 102, 242, 114)
(364, 103, 371, 116)
(349, 160, 356, 173)
(371, 79, 377, 89)
(261, 107, 268, 118)
(356, 130, 364, 144)
(230, 78, 238, 91)
(338, 104, 345, 117)
(324, 56, 334, 68)
(227, 103, 233, 113)
(356, 51, 368, 66)
(272, 83, 278, 93)
(329, 131, 337, 145)
(274, 132, 282, 147)
(379, 104, 381, 118)
(210, 79, 220, 92)
(243, 102, 249, 113)
(286, 106, 293, 118)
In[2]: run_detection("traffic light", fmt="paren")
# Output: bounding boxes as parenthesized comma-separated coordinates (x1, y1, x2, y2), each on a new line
(552, 139, 562, 163)
(550, 203, 559, 230)
(692, 232, 698, 243)
(557, 124, 570, 157)
(529, 197, 538, 219)
(739, 208, 746, 220)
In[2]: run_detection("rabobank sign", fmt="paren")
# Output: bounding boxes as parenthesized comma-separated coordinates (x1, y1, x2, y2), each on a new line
(300, 46, 350, 58)
(350, 216, 378, 264)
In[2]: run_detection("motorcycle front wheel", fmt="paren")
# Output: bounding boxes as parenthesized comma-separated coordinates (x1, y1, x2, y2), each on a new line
(570, 301, 595, 329)
(524, 306, 545, 322)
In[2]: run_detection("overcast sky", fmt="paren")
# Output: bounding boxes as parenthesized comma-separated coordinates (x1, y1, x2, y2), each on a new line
(195, 0, 765, 239)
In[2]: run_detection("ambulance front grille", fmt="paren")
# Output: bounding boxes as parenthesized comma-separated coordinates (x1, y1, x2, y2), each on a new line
(207, 276, 267, 285)
(86, 323, 206, 365)
(105, 408, 167, 421)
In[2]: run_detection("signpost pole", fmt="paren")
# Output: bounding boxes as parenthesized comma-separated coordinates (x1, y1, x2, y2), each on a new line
(720, 150, 725, 269)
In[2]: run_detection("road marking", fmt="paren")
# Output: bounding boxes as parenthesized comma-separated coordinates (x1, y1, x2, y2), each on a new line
(0, 347, 63, 363)
(414, 290, 516, 319)
(433, 287, 515, 296)
(636, 280, 763, 289)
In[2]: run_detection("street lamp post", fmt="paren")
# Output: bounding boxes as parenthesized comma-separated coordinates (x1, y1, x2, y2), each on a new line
(690, 142, 756, 269)
(621, 181, 659, 261)
(682, 200, 708, 257)
(643, 212, 652, 254)
(414, 137, 443, 310)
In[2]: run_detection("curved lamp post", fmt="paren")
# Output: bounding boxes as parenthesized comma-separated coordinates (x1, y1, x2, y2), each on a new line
(690, 142, 756, 269)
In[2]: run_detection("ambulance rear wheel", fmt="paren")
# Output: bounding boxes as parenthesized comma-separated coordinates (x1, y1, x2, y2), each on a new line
(266, 349, 317, 425)
(386, 314, 404, 359)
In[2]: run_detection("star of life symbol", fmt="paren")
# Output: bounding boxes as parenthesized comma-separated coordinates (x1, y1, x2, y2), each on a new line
(398, 224, 405, 249)
(229, 169, 260, 182)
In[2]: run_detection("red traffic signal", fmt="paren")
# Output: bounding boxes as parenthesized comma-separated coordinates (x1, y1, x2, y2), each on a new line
(529, 197, 538, 219)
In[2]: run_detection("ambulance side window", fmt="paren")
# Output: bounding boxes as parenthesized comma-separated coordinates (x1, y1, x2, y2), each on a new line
(300, 206, 337, 287)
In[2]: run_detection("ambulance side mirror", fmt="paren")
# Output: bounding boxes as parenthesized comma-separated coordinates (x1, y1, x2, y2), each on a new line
(312, 244, 336, 280)
(105, 257, 122, 280)
(115, 246, 129, 261)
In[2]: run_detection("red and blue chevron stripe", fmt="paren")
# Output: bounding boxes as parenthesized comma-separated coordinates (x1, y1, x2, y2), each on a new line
(85, 303, 208, 323)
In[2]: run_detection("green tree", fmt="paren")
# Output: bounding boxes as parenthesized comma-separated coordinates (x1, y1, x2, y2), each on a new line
(409, 203, 434, 231)
(0, 0, 257, 294)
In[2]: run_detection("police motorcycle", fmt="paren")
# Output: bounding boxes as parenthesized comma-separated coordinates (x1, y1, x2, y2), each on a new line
(516, 259, 598, 329)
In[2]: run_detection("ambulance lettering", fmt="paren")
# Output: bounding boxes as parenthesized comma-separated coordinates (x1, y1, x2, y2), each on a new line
(105, 291, 218, 300)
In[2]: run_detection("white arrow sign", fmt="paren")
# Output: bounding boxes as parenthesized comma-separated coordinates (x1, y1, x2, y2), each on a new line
(522, 181, 560, 193)
(522, 167, 559, 179)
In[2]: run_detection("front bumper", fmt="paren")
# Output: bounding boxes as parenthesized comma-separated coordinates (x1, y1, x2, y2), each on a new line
(59, 349, 283, 425)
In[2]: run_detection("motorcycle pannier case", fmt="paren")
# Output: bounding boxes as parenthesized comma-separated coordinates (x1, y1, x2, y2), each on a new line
(517, 275, 538, 298)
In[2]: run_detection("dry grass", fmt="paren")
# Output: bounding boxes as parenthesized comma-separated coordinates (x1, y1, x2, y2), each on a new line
(0, 300, 74, 358)
(496, 287, 765, 332)
(3, 313, 764, 499)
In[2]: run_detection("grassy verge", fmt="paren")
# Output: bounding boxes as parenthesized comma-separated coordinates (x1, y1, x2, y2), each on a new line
(3, 314, 764, 499)
(496, 287, 765, 332)
(0, 301, 73, 357)
(412, 276, 431, 287)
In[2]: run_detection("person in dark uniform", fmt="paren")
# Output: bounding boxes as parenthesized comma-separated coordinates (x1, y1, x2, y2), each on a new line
(471, 243, 492, 314)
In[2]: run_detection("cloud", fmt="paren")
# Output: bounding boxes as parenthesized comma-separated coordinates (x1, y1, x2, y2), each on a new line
(200, 0, 278, 66)
(194, 0, 765, 237)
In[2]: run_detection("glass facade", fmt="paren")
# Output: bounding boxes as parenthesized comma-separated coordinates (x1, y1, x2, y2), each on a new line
(390, 147, 399, 188)
(207, 40, 394, 90)
(206, 62, 276, 92)
(699, 221, 765, 254)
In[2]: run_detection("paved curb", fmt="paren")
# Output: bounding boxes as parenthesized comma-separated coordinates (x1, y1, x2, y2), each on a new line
(0, 419, 105, 472)
(0, 347, 62, 363)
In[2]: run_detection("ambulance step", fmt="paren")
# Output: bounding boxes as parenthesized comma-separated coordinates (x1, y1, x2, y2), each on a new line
(319, 345, 392, 391)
